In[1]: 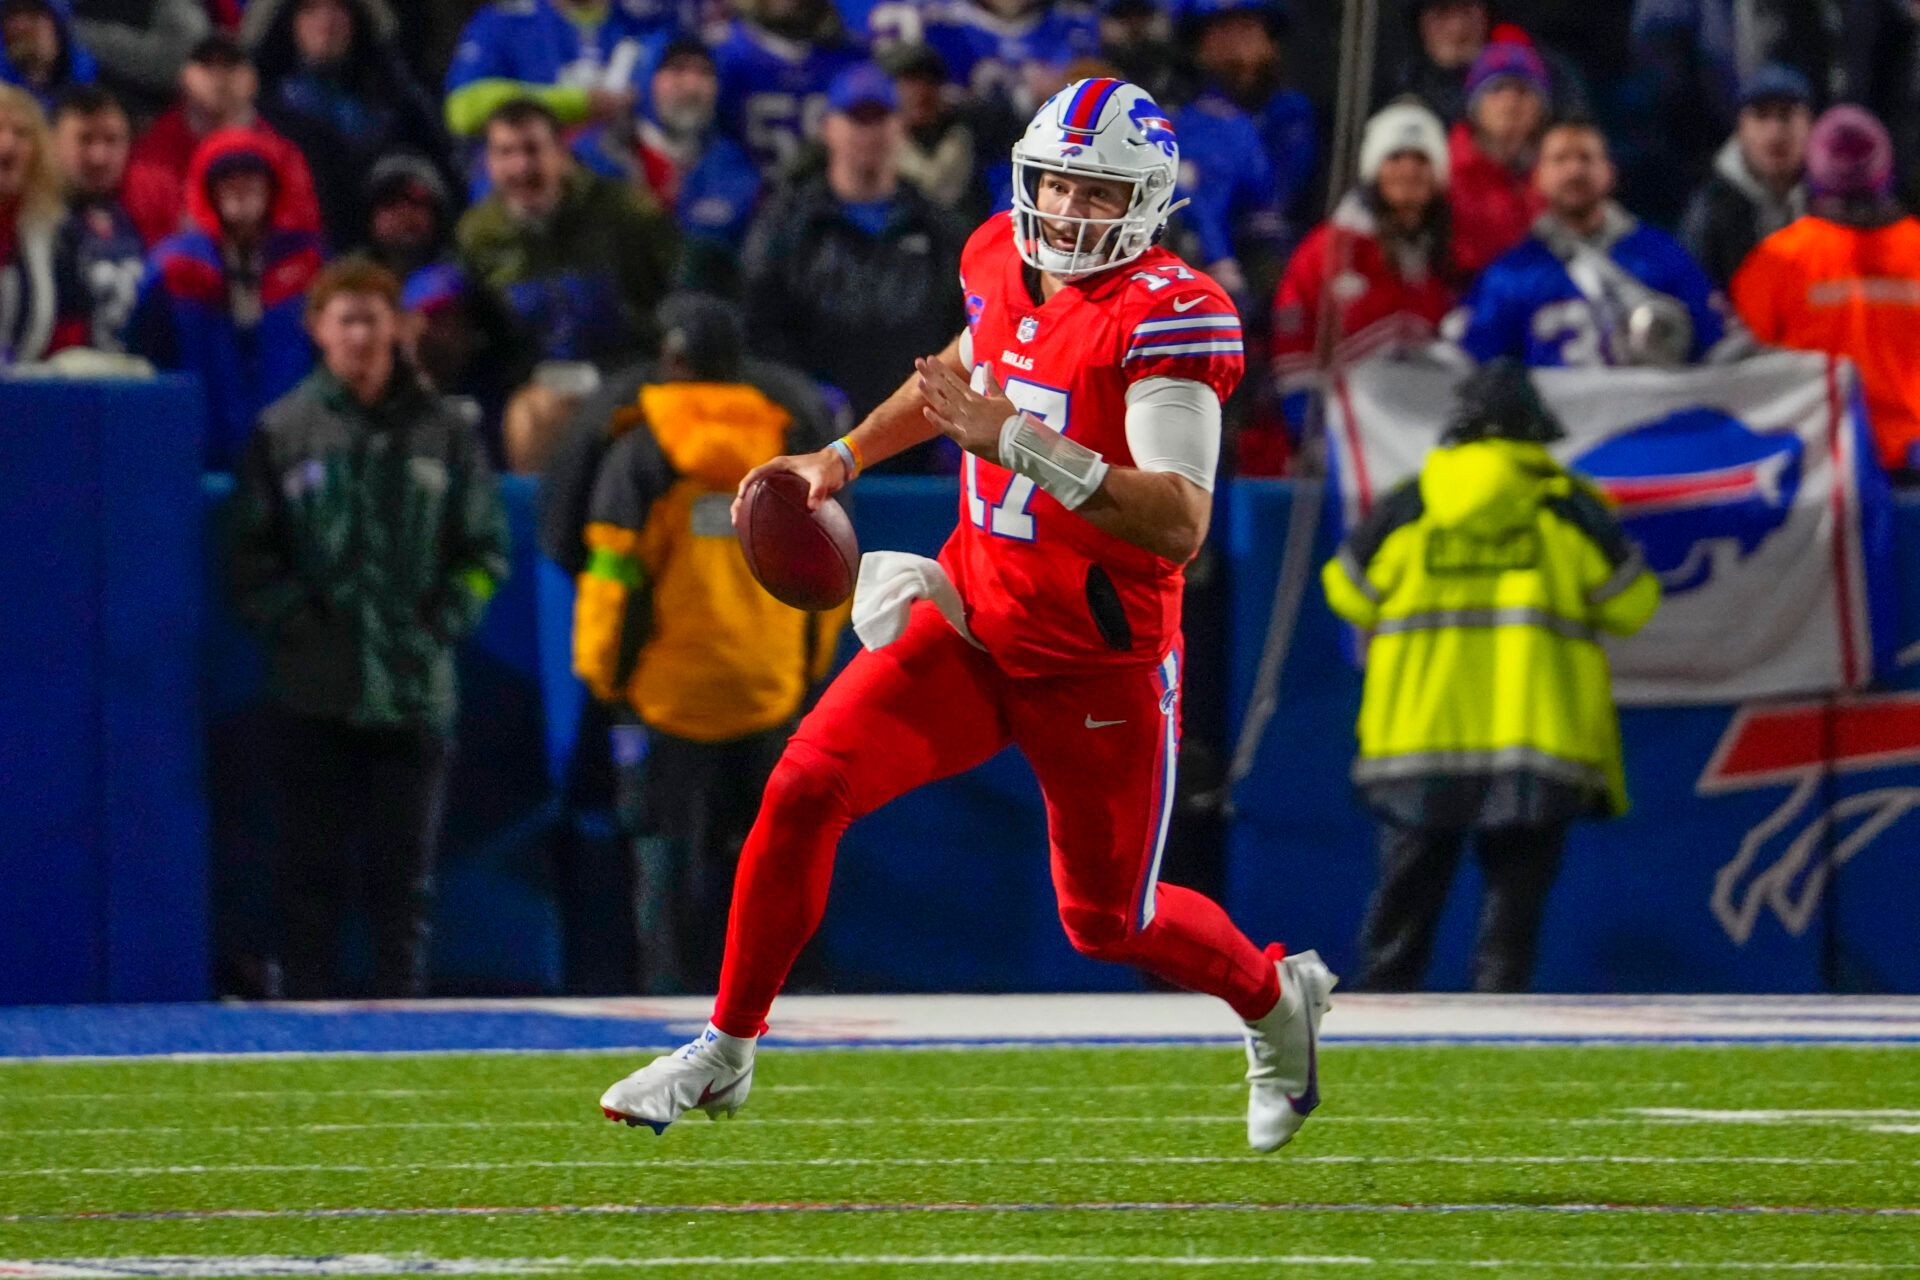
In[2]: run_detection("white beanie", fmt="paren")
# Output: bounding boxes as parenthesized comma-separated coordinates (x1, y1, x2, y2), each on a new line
(1358, 100, 1449, 188)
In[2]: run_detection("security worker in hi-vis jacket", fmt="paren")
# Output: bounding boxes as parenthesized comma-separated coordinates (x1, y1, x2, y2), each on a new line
(571, 293, 848, 993)
(1322, 358, 1660, 992)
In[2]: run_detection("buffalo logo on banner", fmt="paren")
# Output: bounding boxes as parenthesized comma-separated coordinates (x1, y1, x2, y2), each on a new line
(1575, 408, 1803, 594)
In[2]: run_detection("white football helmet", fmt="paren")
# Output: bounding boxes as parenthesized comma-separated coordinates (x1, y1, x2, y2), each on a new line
(1011, 77, 1186, 279)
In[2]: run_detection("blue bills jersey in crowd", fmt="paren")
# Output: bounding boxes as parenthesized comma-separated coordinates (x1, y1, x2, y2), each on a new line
(1450, 217, 1727, 368)
(1170, 97, 1280, 272)
(923, 0, 1099, 107)
(62, 198, 145, 354)
(712, 19, 868, 174)
(1185, 85, 1316, 238)
(445, 0, 684, 99)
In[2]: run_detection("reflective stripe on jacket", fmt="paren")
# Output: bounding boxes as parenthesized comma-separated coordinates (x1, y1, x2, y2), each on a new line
(1322, 438, 1659, 825)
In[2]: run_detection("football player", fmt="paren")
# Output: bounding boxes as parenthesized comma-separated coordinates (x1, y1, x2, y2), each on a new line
(600, 77, 1335, 1153)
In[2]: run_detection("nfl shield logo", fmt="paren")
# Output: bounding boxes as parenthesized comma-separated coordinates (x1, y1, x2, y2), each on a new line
(1017, 316, 1039, 343)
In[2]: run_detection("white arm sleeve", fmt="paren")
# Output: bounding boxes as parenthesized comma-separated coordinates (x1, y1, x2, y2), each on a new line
(957, 327, 973, 369)
(1124, 376, 1221, 493)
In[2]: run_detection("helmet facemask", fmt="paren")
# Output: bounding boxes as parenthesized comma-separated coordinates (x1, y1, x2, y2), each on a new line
(1012, 155, 1176, 279)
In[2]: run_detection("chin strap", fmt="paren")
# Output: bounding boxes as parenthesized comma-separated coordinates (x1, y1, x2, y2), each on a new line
(999, 412, 1110, 510)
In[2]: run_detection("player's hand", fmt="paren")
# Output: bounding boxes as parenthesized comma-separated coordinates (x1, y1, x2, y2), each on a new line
(917, 355, 1014, 460)
(733, 449, 848, 520)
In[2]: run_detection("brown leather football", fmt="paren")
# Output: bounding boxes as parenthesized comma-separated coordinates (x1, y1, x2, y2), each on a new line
(734, 470, 859, 611)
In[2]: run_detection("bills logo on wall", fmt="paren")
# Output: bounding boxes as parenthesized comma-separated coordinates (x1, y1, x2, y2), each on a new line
(1327, 351, 1895, 705)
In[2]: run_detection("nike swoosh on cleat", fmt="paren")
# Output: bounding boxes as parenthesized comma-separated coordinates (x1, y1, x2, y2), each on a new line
(1172, 295, 1205, 312)
(698, 1075, 744, 1107)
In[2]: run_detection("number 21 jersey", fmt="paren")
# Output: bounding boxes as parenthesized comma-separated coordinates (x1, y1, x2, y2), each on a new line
(941, 211, 1244, 676)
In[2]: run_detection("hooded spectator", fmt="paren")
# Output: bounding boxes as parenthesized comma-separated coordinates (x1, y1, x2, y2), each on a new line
(1265, 100, 1457, 463)
(51, 83, 140, 350)
(0, 0, 93, 112)
(132, 125, 326, 470)
(1678, 63, 1811, 291)
(1733, 105, 1920, 475)
(574, 35, 761, 297)
(122, 33, 321, 245)
(1452, 117, 1726, 368)
(0, 82, 89, 362)
(362, 152, 520, 462)
(443, 0, 679, 141)
(1181, 0, 1316, 241)
(241, 0, 454, 249)
(1389, 3, 1587, 125)
(1446, 30, 1548, 279)
(69, 0, 209, 118)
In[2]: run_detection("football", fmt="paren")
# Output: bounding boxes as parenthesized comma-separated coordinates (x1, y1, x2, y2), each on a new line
(734, 469, 859, 611)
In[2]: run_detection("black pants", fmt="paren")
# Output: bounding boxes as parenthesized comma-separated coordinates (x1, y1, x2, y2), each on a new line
(1359, 820, 1569, 993)
(616, 724, 787, 994)
(272, 713, 451, 1000)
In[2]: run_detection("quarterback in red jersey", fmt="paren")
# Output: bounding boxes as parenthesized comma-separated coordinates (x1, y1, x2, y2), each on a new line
(600, 77, 1335, 1152)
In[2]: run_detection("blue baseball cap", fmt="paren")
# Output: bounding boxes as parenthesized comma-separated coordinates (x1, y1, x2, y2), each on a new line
(1740, 63, 1812, 109)
(827, 63, 898, 115)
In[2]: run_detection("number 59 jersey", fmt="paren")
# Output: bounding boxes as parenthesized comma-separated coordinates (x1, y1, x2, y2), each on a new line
(940, 211, 1244, 676)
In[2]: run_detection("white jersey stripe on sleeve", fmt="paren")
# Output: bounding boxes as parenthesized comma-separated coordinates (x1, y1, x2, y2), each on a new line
(1132, 314, 1242, 335)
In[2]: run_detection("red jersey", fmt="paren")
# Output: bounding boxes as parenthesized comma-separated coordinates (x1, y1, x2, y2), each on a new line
(940, 212, 1244, 676)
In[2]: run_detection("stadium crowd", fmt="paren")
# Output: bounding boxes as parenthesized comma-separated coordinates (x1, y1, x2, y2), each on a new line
(1, 0, 1917, 482)
(28, 0, 1911, 997)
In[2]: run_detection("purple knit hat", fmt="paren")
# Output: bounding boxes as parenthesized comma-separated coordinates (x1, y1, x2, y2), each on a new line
(1465, 34, 1549, 104)
(1806, 105, 1894, 198)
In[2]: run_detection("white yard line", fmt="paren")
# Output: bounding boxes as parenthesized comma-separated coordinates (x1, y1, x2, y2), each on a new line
(0, 1115, 1671, 1138)
(0, 1155, 1876, 1178)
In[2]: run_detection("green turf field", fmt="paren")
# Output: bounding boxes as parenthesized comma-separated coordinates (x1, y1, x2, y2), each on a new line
(2, 1044, 1918, 1276)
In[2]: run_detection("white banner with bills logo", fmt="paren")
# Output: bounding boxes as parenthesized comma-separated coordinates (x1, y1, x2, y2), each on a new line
(1326, 351, 1893, 706)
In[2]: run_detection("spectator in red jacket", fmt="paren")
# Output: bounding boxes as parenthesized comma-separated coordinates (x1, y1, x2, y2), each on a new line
(1446, 31, 1548, 280)
(120, 32, 319, 245)
(1254, 99, 1458, 472)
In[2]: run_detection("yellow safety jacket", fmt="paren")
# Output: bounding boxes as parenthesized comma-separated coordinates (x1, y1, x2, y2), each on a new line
(572, 381, 848, 742)
(1321, 438, 1660, 826)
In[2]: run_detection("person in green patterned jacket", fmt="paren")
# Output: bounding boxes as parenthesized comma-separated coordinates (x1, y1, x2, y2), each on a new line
(229, 254, 510, 1000)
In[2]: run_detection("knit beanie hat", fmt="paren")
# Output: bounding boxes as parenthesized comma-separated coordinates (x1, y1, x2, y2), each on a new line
(1806, 105, 1893, 199)
(1465, 26, 1549, 105)
(1360, 99, 1449, 187)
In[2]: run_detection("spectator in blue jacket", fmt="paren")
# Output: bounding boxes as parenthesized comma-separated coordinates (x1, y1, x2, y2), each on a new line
(1449, 117, 1728, 369)
(574, 35, 761, 297)
(1, 0, 95, 111)
(711, 0, 865, 177)
(1169, 88, 1279, 308)
(133, 125, 325, 470)
(1176, 0, 1316, 246)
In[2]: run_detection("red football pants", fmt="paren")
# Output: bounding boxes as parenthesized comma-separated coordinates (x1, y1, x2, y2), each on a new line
(711, 603, 1282, 1036)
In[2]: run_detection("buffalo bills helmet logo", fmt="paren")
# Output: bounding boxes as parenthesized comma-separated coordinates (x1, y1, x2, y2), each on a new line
(1128, 98, 1177, 157)
(1575, 408, 1802, 595)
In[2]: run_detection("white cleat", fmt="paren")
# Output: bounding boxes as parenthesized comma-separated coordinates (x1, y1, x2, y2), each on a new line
(1243, 946, 1337, 1153)
(600, 1024, 756, 1135)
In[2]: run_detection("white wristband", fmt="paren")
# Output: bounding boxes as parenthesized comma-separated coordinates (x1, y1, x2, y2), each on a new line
(997, 413, 1110, 511)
